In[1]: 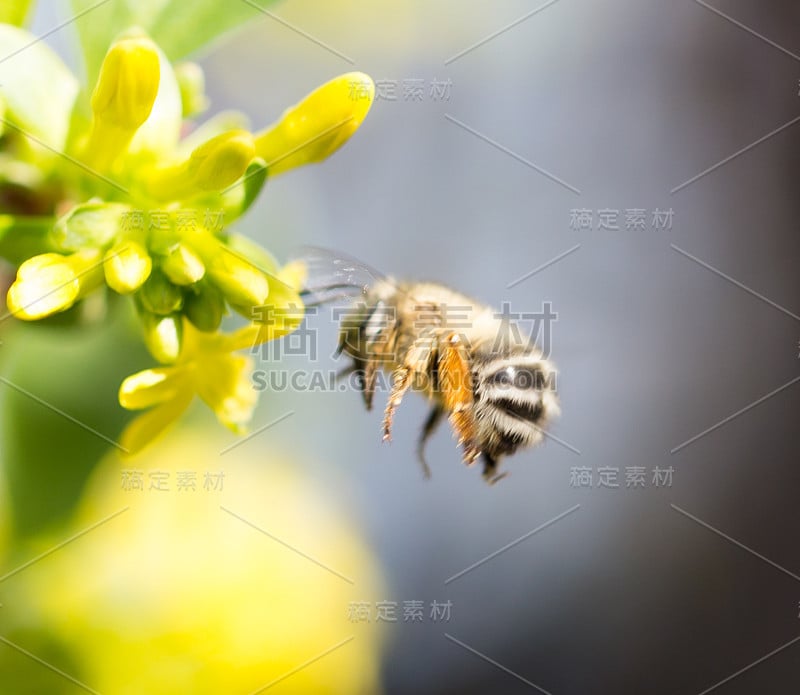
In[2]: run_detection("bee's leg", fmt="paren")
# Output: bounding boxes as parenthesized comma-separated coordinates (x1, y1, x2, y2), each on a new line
(481, 452, 508, 485)
(363, 358, 378, 411)
(337, 357, 372, 410)
(362, 326, 391, 412)
(382, 337, 434, 442)
(338, 303, 382, 409)
(416, 405, 444, 479)
(382, 367, 411, 442)
(334, 331, 347, 358)
(439, 333, 479, 465)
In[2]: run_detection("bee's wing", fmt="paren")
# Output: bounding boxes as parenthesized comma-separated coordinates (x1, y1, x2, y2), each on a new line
(294, 246, 388, 307)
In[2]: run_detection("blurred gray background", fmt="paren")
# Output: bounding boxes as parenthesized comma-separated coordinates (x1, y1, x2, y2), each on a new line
(41, 0, 800, 692)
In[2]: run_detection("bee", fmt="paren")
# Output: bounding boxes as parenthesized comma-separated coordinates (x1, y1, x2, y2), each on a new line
(299, 249, 559, 484)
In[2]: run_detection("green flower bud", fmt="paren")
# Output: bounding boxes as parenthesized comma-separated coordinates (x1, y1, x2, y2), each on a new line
(140, 269, 183, 315)
(185, 284, 225, 332)
(51, 202, 130, 252)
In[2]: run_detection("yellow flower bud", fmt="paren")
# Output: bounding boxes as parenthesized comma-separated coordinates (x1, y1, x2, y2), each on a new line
(140, 310, 183, 364)
(104, 240, 152, 294)
(206, 247, 269, 308)
(7, 249, 103, 320)
(7, 254, 78, 320)
(162, 243, 205, 285)
(146, 130, 255, 200)
(84, 35, 161, 170)
(193, 131, 256, 191)
(92, 36, 160, 129)
(189, 234, 269, 308)
(254, 72, 374, 176)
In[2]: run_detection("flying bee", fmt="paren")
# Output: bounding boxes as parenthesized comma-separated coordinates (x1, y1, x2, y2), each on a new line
(299, 249, 559, 484)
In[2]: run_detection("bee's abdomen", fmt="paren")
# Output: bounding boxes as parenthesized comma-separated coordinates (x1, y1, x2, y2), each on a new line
(474, 356, 559, 457)
(490, 397, 544, 424)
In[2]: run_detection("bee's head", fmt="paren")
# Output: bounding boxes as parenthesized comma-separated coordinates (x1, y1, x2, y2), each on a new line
(472, 354, 559, 457)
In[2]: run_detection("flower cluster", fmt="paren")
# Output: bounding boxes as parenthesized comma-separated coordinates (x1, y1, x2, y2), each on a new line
(0, 24, 374, 452)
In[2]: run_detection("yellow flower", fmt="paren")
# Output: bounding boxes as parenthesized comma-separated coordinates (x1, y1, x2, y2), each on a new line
(119, 320, 260, 453)
(120, 261, 305, 453)
(255, 72, 375, 175)
(1, 23, 374, 449)
(4, 39, 372, 332)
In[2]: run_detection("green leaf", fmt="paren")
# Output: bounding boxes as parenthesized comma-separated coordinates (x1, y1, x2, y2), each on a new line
(240, 157, 268, 216)
(218, 156, 268, 222)
(0, 24, 79, 151)
(0, 0, 35, 26)
(0, 311, 148, 538)
(70, 0, 282, 83)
